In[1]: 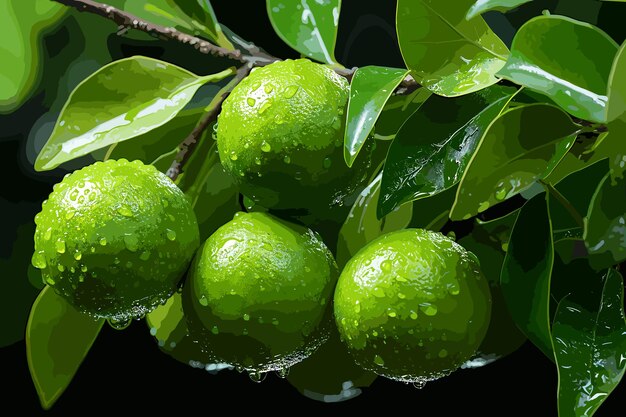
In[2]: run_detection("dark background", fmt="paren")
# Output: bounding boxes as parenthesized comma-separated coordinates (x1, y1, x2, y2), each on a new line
(1, 0, 624, 414)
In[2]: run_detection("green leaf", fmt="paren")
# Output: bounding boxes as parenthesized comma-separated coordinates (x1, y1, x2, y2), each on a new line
(0, 0, 65, 113)
(501, 193, 554, 359)
(450, 104, 579, 220)
(336, 173, 413, 268)
(458, 211, 527, 365)
(267, 0, 341, 65)
(552, 269, 626, 417)
(344, 66, 410, 166)
(108, 0, 232, 48)
(605, 118, 626, 179)
(607, 41, 626, 121)
(378, 85, 515, 217)
(584, 172, 626, 269)
(396, 0, 509, 97)
(498, 15, 618, 123)
(373, 88, 432, 140)
(408, 186, 457, 231)
(26, 287, 104, 410)
(466, 0, 533, 19)
(35, 57, 233, 171)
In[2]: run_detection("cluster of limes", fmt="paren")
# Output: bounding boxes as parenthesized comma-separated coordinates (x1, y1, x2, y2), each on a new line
(32, 59, 491, 396)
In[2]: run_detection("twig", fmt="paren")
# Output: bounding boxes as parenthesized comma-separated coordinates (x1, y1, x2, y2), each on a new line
(52, 0, 420, 94)
(166, 65, 252, 181)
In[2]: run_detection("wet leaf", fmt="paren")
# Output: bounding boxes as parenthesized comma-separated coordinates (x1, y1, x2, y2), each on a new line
(607, 40, 626, 121)
(344, 66, 409, 166)
(379, 85, 515, 217)
(396, 0, 509, 96)
(451, 104, 579, 220)
(35, 57, 233, 171)
(267, 0, 341, 65)
(27, 287, 104, 410)
(336, 172, 413, 268)
(466, 0, 533, 19)
(498, 15, 618, 123)
(584, 172, 626, 269)
(373, 88, 432, 140)
(552, 269, 626, 417)
(501, 193, 554, 359)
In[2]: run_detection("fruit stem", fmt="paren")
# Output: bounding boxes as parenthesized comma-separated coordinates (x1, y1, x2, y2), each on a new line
(184, 143, 219, 208)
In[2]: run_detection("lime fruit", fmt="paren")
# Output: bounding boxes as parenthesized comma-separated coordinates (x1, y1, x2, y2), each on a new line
(334, 229, 491, 384)
(216, 59, 371, 214)
(32, 159, 200, 323)
(183, 211, 338, 376)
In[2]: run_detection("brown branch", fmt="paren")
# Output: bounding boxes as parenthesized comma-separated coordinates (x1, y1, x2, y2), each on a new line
(52, 0, 420, 94)
(166, 65, 252, 181)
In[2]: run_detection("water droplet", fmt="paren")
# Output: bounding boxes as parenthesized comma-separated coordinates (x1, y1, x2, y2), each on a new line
(254, 157, 262, 165)
(124, 235, 139, 252)
(211, 325, 219, 335)
(283, 155, 291, 164)
(323, 157, 332, 169)
(248, 371, 266, 383)
(73, 251, 82, 261)
(43, 228, 52, 241)
(44, 275, 56, 286)
(276, 367, 290, 378)
(495, 187, 507, 201)
(247, 97, 256, 107)
(354, 300, 361, 313)
(413, 379, 427, 389)
(31, 251, 47, 269)
(139, 251, 151, 261)
(57, 264, 65, 272)
(387, 309, 397, 318)
(398, 292, 406, 299)
(438, 349, 448, 358)
(166, 229, 177, 241)
(373, 354, 385, 366)
(304, 266, 311, 273)
(420, 304, 438, 316)
(380, 260, 392, 273)
(264, 83, 274, 94)
(55, 240, 66, 254)
(199, 295, 209, 306)
(283, 85, 299, 98)
(260, 141, 271, 152)
(258, 100, 272, 114)
(243, 313, 250, 321)
(117, 205, 133, 217)
(69, 190, 79, 201)
(410, 311, 418, 320)
(80, 265, 88, 273)
(108, 317, 132, 331)
(99, 237, 107, 246)
(272, 318, 279, 325)
(65, 210, 75, 220)
(229, 151, 238, 161)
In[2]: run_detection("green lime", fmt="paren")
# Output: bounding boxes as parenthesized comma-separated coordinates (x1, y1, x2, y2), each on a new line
(216, 59, 371, 214)
(32, 159, 200, 323)
(183, 211, 338, 376)
(334, 229, 491, 384)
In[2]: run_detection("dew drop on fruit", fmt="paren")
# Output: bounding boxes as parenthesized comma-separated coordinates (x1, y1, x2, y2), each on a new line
(412, 379, 427, 389)
(44, 275, 56, 286)
(107, 317, 132, 331)
(248, 371, 266, 383)
(65, 210, 75, 220)
(283, 85, 299, 98)
(139, 251, 151, 261)
(211, 325, 219, 335)
(260, 141, 271, 152)
(117, 205, 133, 217)
(276, 367, 290, 378)
(373, 354, 385, 366)
(283, 155, 291, 164)
(55, 240, 66, 254)
(387, 309, 397, 318)
(258, 100, 272, 114)
(73, 251, 82, 261)
(409, 311, 418, 320)
(264, 83, 274, 94)
(323, 157, 332, 169)
(80, 265, 88, 272)
(31, 251, 47, 269)
(495, 187, 507, 201)
(247, 97, 256, 107)
(199, 295, 209, 306)
(243, 313, 250, 321)
(229, 151, 238, 161)
(420, 304, 438, 316)
(99, 237, 107, 246)
(166, 229, 177, 241)
(380, 260, 392, 273)
(43, 227, 52, 241)
(57, 264, 65, 272)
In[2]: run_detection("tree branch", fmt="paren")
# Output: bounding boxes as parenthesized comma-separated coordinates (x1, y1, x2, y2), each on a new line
(166, 65, 252, 181)
(52, 0, 420, 94)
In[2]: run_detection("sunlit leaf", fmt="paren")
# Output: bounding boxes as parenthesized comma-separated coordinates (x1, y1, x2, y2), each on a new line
(344, 66, 409, 166)
(267, 0, 341, 65)
(466, 0, 533, 19)
(498, 15, 618, 123)
(396, 0, 509, 96)
(35, 57, 233, 171)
